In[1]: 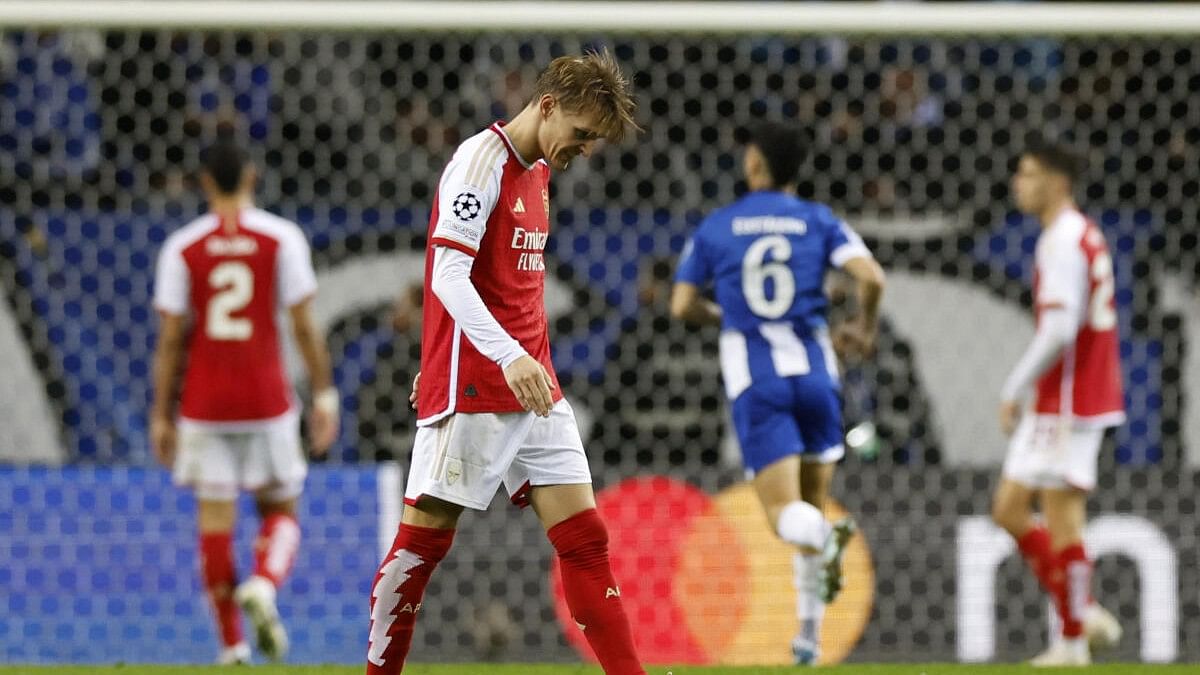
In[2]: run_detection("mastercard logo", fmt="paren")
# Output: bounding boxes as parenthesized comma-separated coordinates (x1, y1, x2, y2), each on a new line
(551, 476, 874, 665)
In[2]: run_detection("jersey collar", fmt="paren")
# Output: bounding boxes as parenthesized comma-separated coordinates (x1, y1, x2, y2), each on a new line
(490, 121, 535, 170)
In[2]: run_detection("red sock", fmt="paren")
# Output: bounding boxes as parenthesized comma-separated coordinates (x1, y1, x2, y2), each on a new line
(548, 509, 644, 675)
(199, 531, 243, 647)
(1056, 543, 1092, 638)
(254, 513, 301, 587)
(1016, 526, 1061, 597)
(366, 524, 454, 674)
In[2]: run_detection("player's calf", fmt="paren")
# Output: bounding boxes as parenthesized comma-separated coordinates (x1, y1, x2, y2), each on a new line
(791, 552, 824, 666)
(548, 509, 645, 675)
(199, 531, 244, 658)
(366, 523, 456, 674)
(253, 511, 301, 587)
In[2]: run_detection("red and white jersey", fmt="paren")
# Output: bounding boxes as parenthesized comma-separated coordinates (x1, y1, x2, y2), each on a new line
(1032, 208, 1125, 426)
(417, 122, 561, 424)
(154, 207, 317, 428)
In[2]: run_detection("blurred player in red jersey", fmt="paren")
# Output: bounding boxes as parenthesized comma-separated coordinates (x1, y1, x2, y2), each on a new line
(365, 52, 644, 674)
(150, 132, 338, 664)
(990, 137, 1124, 667)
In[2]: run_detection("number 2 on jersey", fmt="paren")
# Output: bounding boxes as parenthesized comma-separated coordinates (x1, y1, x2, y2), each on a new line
(206, 261, 254, 340)
(1088, 252, 1116, 331)
(742, 235, 796, 319)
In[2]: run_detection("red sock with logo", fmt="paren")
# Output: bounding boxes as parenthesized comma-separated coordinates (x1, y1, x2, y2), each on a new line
(253, 512, 301, 587)
(548, 509, 644, 675)
(1056, 543, 1092, 638)
(366, 524, 455, 675)
(1016, 526, 1062, 598)
(199, 531, 243, 647)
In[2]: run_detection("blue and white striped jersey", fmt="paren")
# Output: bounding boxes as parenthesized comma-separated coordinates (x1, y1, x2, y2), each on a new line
(675, 190, 872, 400)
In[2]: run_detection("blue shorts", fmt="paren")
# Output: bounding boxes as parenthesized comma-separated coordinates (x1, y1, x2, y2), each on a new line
(731, 375, 845, 474)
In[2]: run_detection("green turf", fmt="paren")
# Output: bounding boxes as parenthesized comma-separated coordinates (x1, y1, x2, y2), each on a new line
(0, 665, 1194, 675)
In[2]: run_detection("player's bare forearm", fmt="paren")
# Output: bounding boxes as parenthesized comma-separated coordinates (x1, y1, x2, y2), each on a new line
(150, 312, 186, 466)
(844, 256, 885, 330)
(150, 312, 187, 421)
(670, 282, 723, 326)
(289, 299, 339, 454)
(288, 300, 333, 393)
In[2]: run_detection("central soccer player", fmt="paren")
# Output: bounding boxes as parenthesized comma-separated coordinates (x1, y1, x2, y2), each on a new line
(671, 121, 885, 665)
(366, 52, 644, 674)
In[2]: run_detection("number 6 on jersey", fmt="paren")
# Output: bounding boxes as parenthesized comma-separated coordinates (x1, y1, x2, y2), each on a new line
(742, 235, 796, 319)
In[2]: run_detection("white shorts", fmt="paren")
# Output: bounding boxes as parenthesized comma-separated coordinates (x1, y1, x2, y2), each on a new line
(1001, 414, 1106, 491)
(174, 416, 307, 502)
(404, 399, 591, 511)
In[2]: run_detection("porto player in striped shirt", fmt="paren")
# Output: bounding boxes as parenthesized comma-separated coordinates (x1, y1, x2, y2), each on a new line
(366, 52, 644, 674)
(991, 137, 1124, 666)
(670, 121, 884, 665)
(151, 134, 338, 664)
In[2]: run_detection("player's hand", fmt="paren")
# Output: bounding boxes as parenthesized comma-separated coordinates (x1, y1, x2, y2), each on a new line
(150, 415, 177, 468)
(409, 371, 420, 410)
(504, 355, 555, 418)
(833, 319, 877, 363)
(998, 400, 1021, 436)
(308, 388, 340, 458)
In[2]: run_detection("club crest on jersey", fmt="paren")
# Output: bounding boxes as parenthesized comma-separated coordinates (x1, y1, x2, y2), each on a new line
(452, 192, 483, 221)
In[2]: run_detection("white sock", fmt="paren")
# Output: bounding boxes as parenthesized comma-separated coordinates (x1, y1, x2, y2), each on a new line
(793, 552, 825, 644)
(776, 500, 829, 550)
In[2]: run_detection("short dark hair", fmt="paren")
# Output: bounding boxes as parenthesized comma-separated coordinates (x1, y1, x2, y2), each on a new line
(1023, 134, 1083, 183)
(201, 130, 250, 194)
(746, 121, 807, 188)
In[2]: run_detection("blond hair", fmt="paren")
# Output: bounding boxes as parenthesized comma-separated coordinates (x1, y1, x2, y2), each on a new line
(532, 50, 640, 143)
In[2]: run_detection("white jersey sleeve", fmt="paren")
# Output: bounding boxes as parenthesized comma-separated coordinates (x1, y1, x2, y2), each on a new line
(822, 207, 872, 268)
(829, 220, 872, 268)
(240, 209, 318, 308)
(153, 235, 191, 316)
(1035, 218, 1088, 319)
(275, 222, 318, 308)
(431, 131, 507, 253)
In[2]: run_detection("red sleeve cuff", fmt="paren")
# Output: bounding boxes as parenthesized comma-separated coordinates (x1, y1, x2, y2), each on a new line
(431, 237, 478, 257)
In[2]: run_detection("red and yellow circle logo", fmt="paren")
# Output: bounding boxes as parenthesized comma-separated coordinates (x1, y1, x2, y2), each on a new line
(551, 476, 873, 665)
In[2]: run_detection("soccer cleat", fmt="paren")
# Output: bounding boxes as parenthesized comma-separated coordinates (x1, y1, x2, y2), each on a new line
(216, 641, 251, 665)
(235, 575, 288, 662)
(817, 516, 857, 604)
(1085, 603, 1122, 651)
(1030, 638, 1090, 667)
(791, 635, 819, 666)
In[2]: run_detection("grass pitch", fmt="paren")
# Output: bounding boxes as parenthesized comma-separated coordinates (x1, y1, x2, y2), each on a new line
(0, 664, 1194, 675)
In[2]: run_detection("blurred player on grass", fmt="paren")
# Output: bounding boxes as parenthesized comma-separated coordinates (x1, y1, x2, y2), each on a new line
(365, 51, 644, 674)
(990, 137, 1124, 667)
(150, 130, 338, 664)
(670, 121, 884, 665)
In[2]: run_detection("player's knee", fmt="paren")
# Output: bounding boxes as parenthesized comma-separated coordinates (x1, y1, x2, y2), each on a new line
(548, 508, 609, 559)
(403, 496, 465, 529)
(990, 498, 1020, 534)
(761, 501, 788, 534)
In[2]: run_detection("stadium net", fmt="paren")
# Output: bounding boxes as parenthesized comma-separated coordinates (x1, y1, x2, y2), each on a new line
(1, 1, 1197, 666)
